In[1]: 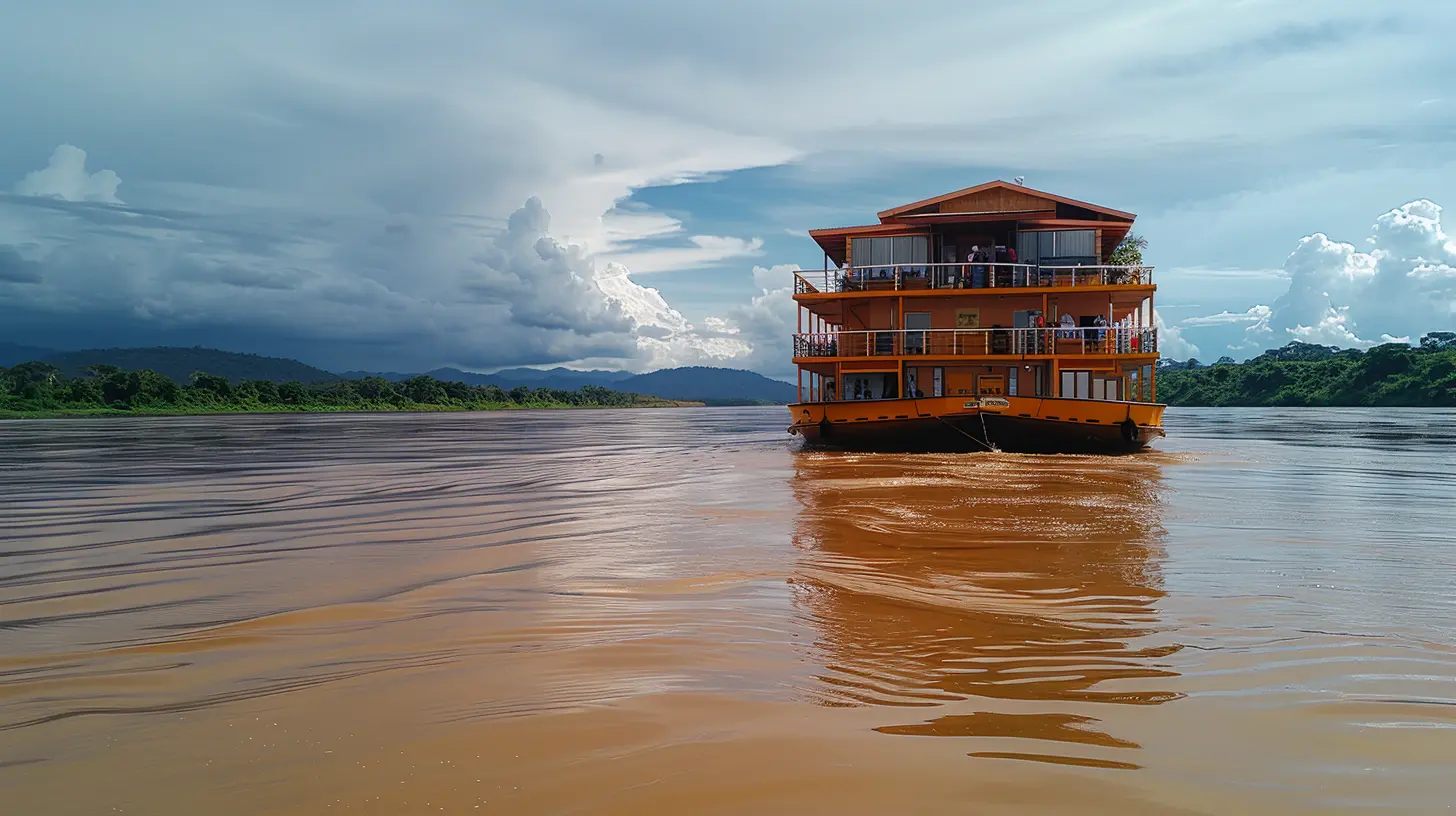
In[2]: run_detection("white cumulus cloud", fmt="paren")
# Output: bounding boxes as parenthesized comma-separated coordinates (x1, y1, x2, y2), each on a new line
(1154, 310, 1200, 360)
(593, 261, 753, 368)
(1227, 200, 1456, 350)
(13, 145, 123, 204)
(1181, 305, 1273, 328)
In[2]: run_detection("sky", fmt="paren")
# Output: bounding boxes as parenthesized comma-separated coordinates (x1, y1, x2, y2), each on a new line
(2, 1, 1455, 378)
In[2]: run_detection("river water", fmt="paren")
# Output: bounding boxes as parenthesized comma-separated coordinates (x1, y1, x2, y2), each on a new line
(2, 407, 1455, 814)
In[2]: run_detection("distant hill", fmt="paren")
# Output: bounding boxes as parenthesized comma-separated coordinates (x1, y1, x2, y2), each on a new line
(2, 344, 795, 404)
(37, 347, 338, 385)
(618, 367, 796, 405)
(422, 367, 631, 390)
(335, 365, 792, 404)
(336, 369, 417, 382)
(335, 367, 632, 389)
(0, 342, 57, 367)
(491, 367, 634, 385)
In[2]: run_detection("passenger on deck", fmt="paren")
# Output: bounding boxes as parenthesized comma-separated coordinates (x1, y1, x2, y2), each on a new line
(968, 246, 987, 288)
(1058, 312, 1077, 339)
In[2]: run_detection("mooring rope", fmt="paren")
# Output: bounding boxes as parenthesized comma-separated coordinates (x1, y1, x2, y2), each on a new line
(934, 412, 998, 453)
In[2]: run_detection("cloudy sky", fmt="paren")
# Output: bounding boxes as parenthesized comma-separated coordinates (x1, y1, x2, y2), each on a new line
(3, 1, 1454, 376)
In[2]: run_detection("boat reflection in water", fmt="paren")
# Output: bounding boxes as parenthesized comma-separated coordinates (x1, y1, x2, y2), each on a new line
(788, 451, 1182, 770)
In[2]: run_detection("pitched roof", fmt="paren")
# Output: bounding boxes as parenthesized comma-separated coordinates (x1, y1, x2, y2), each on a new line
(876, 180, 1136, 221)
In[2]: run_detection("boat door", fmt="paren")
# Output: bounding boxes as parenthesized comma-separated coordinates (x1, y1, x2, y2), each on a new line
(905, 312, 931, 354)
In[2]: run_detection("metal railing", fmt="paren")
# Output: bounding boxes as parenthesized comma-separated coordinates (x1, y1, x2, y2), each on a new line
(796, 262, 1152, 294)
(792, 327, 1159, 358)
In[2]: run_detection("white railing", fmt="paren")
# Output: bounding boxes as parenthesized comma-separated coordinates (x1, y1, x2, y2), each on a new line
(798, 262, 1152, 294)
(792, 327, 1158, 358)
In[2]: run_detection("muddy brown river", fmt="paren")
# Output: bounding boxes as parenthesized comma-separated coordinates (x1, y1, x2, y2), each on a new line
(2, 407, 1454, 813)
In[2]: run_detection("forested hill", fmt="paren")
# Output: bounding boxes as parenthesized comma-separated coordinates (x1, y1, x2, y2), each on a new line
(39, 347, 338, 385)
(1158, 335, 1456, 407)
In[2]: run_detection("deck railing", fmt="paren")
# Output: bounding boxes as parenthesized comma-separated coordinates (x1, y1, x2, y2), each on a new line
(792, 327, 1159, 358)
(798, 262, 1152, 294)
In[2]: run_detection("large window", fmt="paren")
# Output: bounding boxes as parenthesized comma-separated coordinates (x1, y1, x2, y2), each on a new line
(851, 235, 928, 271)
(1016, 230, 1097, 265)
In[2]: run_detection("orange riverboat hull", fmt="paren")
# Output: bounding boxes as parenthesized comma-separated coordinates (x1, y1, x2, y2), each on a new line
(787, 395, 1165, 455)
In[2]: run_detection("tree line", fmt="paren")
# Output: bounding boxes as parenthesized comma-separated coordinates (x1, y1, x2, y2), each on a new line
(1158, 334, 1456, 407)
(0, 363, 683, 416)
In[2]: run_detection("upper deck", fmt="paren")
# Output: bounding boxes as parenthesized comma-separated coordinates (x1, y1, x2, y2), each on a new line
(801, 179, 1148, 299)
(793, 262, 1152, 296)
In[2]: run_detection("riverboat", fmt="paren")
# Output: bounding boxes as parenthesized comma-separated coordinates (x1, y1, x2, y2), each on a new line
(787, 180, 1165, 454)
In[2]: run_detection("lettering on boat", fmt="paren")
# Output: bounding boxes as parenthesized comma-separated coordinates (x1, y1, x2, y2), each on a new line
(979, 397, 1011, 409)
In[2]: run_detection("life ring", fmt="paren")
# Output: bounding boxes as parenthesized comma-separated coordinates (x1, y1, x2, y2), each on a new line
(1120, 419, 1139, 444)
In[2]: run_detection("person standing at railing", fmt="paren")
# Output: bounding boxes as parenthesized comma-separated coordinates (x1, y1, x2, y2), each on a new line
(969, 246, 987, 288)
(1057, 312, 1076, 340)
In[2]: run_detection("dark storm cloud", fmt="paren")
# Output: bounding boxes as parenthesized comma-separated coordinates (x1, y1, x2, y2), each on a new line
(3, 1, 1453, 372)
(1, 152, 647, 371)
(0, 246, 43, 284)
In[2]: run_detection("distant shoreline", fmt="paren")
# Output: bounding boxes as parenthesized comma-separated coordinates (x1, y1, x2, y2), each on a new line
(0, 401, 704, 420)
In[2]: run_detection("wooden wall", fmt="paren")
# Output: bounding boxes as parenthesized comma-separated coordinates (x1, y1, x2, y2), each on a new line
(939, 187, 1048, 214)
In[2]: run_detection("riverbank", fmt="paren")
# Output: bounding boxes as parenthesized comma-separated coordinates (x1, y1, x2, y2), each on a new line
(1, 365, 702, 419)
(1159, 339, 1456, 407)
(0, 399, 701, 420)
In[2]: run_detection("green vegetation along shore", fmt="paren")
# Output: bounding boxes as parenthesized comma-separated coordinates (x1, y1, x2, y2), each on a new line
(1159, 334, 1456, 407)
(0, 363, 697, 419)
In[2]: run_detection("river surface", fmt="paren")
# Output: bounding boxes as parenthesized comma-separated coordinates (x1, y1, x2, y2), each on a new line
(2, 407, 1455, 814)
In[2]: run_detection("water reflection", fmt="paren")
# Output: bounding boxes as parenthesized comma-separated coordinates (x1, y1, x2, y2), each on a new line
(789, 451, 1182, 767)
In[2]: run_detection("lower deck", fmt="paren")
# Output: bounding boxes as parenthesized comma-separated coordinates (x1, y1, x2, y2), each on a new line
(794, 359, 1157, 405)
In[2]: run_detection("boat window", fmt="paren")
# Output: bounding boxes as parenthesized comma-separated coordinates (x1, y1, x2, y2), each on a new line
(1060, 369, 1092, 399)
(851, 235, 929, 274)
(1017, 230, 1097, 266)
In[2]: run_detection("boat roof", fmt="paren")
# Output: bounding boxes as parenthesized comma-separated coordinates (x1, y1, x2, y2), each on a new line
(877, 180, 1136, 221)
(808, 180, 1136, 263)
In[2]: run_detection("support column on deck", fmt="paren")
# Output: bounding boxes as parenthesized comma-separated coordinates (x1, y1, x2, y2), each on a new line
(1150, 290, 1157, 401)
